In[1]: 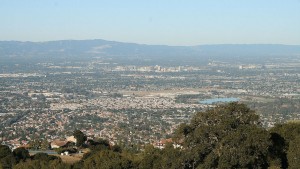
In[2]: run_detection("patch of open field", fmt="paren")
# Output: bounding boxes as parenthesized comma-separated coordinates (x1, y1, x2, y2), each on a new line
(120, 88, 211, 97)
(52, 154, 83, 164)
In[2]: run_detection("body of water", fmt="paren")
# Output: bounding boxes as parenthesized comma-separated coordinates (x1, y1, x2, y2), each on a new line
(199, 97, 239, 104)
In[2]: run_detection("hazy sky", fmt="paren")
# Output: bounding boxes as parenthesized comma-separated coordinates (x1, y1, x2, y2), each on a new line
(1, 0, 300, 45)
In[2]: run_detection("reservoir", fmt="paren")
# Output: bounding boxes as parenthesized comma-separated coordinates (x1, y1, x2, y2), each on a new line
(199, 97, 239, 104)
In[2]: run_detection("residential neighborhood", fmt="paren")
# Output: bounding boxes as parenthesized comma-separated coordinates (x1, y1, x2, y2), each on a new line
(1, 57, 300, 151)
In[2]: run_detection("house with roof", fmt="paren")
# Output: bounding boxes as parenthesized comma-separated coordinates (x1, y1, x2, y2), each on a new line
(66, 136, 77, 143)
(154, 138, 183, 149)
(50, 140, 68, 149)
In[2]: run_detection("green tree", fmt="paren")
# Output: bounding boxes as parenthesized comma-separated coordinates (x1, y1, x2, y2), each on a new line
(270, 121, 300, 168)
(13, 159, 71, 169)
(82, 150, 133, 169)
(268, 133, 287, 169)
(0, 145, 12, 159)
(0, 145, 15, 169)
(73, 130, 87, 147)
(13, 160, 49, 169)
(287, 136, 300, 169)
(32, 153, 59, 162)
(138, 145, 162, 169)
(159, 143, 183, 169)
(0, 150, 16, 169)
(13, 147, 30, 163)
(49, 159, 71, 169)
(214, 126, 270, 169)
(88, 138, 110, 152)
(271, 122, 300, 144)
(111, 145, 122, 153)
(177, 102, 270, 168)
(0, 154, 15, 169)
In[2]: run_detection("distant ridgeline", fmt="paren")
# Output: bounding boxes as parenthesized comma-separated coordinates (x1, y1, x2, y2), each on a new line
(1, 102, 300, 169)
(0, 40, 300, 64)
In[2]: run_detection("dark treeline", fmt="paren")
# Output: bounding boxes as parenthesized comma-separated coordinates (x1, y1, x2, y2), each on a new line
(1, 102, 300, 169)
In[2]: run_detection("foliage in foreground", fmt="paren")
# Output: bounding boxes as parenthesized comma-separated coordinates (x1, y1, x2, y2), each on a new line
(1, 103, 300, 168)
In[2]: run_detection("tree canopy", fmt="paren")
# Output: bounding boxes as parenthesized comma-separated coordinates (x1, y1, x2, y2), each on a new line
(73, 130, 87, 147)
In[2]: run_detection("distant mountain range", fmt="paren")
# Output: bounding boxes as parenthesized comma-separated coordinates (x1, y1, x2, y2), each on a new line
(1, 39, 300, 64)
